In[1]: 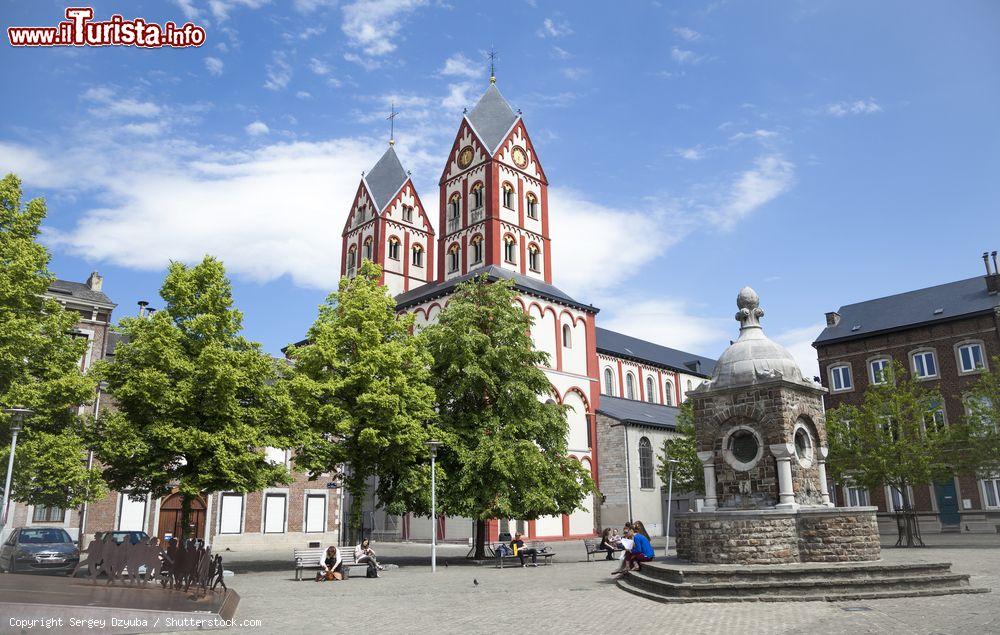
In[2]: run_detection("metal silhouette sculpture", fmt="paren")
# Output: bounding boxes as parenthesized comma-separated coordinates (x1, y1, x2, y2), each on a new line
(75, 534, 226, 597)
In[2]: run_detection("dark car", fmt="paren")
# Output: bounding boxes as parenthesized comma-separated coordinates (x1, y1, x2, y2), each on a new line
(0, 527, 80, 574)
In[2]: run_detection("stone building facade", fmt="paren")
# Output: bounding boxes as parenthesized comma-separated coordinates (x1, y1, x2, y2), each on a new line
(813, 253, 1000, 533)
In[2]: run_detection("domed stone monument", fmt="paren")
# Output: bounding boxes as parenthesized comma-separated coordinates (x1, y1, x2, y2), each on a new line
(675, 287, 881, 564)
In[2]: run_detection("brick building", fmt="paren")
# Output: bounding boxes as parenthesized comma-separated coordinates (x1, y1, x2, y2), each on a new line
(812, 253, 1000, 533)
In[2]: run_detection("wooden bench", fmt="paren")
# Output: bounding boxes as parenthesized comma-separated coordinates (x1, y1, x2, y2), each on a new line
(583, 538, 623, 562)
(293, 548, 371, 580)
(495, 541, 555, 569)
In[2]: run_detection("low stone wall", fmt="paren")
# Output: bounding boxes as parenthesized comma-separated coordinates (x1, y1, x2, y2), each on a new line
(676, 507, 880, 564)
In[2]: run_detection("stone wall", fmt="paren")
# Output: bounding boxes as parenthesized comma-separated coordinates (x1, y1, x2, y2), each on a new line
(676, 507, 881, 564)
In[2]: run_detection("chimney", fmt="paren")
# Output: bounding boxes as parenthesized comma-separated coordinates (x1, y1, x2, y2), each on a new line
(146, 307, 156, 317)
(86, 271, 103, 292)
(137, 300, 149, 317)
(825, 311, 841, 326)
(985, 251, 1000, 295)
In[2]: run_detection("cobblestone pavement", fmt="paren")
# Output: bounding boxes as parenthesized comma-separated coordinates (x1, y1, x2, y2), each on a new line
(220, 534, 999, 635)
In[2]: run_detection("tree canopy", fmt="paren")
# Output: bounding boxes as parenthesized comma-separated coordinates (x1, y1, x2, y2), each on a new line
(0, 174, 104, 509)
(423, 276, 593, 557)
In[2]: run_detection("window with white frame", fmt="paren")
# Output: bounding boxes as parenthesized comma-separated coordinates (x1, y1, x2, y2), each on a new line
(845, 485, 870, 507)
(958, 342, 986, 374)
(388, 237, 401, 261)
(888, 486, 906, 511)
(411, 245, 423, 267)
(471, 235, 484, 264)
(448, 195, 461, 232)
(603, 368, 615, 396)
(305, 494, 326, 533)
(646, 377, 656, 403)
(347, 247, 357, 276)
(502, 183, 514, 209)
(264, 447, 287, 466)
(869, 358, 891, 385)
(562, 324, 572, 348)
(965, 395, 996, 434)
(32, 506, 65, 523)
(503, 236, 517, 263)
(219, 493, 244, 534)
(664, 381, 674, 406)
(118, 494, 147, 531)
(911, 349, 938, 379)
(924, 399, 947, 431)
(830, 364, 853, 391)
(528, 245, 541, 272)
(982, 477, 1000, 508)
(471, 183, 484, 209)
(263, 493, 287, 534)
(448, 244, 460, 273)
(526, 193, 538, 219)
(625, 373, 636, 400)
(638, 437, 654, 489)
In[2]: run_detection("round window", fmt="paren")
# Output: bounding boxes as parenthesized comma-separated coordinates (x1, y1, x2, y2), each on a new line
(730, 430, 759, 463)
(794, 427, 813, 467)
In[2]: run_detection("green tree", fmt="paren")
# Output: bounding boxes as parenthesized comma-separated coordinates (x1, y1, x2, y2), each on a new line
(424, 276, 593, 559)
(0, 174, 105, 511)
(956, 357, 1000, 477)
(288, 261, 437, 542)
(657, 400, 704, 495)
(92, 256, 300, 537)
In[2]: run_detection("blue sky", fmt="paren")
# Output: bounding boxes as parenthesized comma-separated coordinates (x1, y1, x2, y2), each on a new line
(2, 0, 998, 377)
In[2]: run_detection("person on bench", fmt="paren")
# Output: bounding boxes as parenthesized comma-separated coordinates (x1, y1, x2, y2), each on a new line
(612, 527, 654, 578)
(511, 533, 538, 567)
(598, 528, 616, 561)
(315, 545, 343, 582)
(355, 539, 383, 578)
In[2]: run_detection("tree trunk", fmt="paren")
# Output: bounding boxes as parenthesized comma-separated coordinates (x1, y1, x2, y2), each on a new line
(899, 481, 919, 548)
(180, 492, 192, 542)
(474, 519, 487, 560)
(348, 481, 364, 546)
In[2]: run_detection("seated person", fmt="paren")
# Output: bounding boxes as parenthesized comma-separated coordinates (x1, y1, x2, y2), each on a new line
(510, 533, 539, 567)
(614, 527, 655, 577)
(316, 545, 343, 582)
(355, 539, 383, 578)
(598, 528, 617, 561)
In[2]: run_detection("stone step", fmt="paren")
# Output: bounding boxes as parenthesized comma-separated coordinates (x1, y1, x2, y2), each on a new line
(616, 576, 991, 604)
(624, 568, 975, 599)
(640, 560, 954, 584)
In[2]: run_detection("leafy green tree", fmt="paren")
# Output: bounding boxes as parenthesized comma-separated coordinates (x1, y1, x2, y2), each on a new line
(956, 357, 1000, 477)
(288, 261, 437, 542)
(424, 276, 593, 559)
(92, 256, 300, 537)
(657, 400, 704, 495)
(0, 174, 105, 511)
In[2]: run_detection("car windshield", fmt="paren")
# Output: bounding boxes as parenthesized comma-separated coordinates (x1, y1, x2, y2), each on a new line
(19, 529, 71, 544)
(112, 532, 148, 545)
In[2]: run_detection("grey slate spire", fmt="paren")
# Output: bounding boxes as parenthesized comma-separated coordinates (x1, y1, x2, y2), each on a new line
(466, 84, 519, 153)
(364, 145, 409, 212)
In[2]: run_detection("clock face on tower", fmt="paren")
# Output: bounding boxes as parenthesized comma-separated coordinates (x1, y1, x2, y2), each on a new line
(458, 146, 474, 169)
(511, 146, 528, 169)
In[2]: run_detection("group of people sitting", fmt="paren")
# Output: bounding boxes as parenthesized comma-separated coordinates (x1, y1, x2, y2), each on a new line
(315, 538, 383, 582)
(596, 521, 655, 578)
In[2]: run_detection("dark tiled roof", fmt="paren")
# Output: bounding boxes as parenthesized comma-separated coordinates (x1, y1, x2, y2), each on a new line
(364, 145, 408, 212)
(394, 265, 598, 314)
(596, 327, 716, 377)
(105, 331, 126, 356)
(466, 85, 518, 153)
(47, 279, 115, 307)
(814, 276, 999, 345)
(597, 395, 681, 430)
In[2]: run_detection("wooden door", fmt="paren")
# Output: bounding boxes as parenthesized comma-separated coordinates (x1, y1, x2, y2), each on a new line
(157, 493, 207, 541)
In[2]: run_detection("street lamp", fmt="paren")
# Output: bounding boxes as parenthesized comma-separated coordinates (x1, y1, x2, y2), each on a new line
(2, 408, 33, 527)
(425, 439, 442, 573)
(663, 458, 679, 558)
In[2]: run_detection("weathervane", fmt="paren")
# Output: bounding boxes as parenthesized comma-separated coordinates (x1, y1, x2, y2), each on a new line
(387, 101, 398, 145)
(488, 45, 498, 84)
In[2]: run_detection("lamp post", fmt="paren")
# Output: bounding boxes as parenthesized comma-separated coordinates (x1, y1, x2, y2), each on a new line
(2, 408, 33, 527)
(79, 382, 107, 547)
(663, 458, 679, 558)
(425, 439, 441, 572)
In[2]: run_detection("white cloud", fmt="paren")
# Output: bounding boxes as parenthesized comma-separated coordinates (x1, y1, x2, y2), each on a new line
(537, 17, 572, 38)
(673, 26, 701, 41)
(296, 91, 313, 99)
(441, 82, 474, 112)
(676, 145, 708, 161)
(173, 0, 202, 20)
(599, 298, 730, 358)
(264, 52, 292, 90)
(703, 155, 794, 230)
(439, 53, 479, 79)
(825, 99, 882, 117)
(297, 25, 327, 40)
(550, 46, 572, 60)
(122, 122, 165, 136)
(341, 0, 426, 57)
(245, 121, 270, 136)
(729, 129, 779, 142)
(561, 67, 588, 80)
(204, 57, 224, 76)
(207, 0, 270, 22)
(309, 57, 331, 75)
(83, 87, 161, 118)
(773, 322, 824, 381)
(294, 0, 337, 11)
(344, 52, 381, 70)
(670, 46, 703, 65)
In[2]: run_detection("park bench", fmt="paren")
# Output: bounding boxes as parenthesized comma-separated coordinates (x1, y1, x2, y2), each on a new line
(495, 541, 555, 569)
(293, 548, 370, 581)
(583, 538, 623, 562)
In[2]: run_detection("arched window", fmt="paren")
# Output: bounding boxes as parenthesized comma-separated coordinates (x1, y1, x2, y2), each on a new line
(603, 368, 615, 396)
(448, 243, 460, 273)
(526, 192, 538, 219)
(638, 437, 654, 489)
(625, 373, 636, 400)
(388, 237, 401, 260)
(448, 193, 461, 232)
(646, 377, 656, 403)
(686, 380, 693, 394)
(411, 244, 423, 267)
(502, 182, 515, 209)
(347, 246, 357, 275)
(471, 182, 484, 209)
(562, 323, 572, 348)
(528, 244, 541, 272)
(363, 237, 373, 261)
(470, 234, 484, 264)
(664, 381, 674, 406)
(503, 235, 517, 263)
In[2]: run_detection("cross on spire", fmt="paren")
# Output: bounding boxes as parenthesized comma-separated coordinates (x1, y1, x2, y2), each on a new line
(387, 101, 398, 145)
(488, 45, 498, 84)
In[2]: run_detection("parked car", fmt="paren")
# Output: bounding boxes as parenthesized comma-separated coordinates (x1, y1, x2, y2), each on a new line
(0, 527, 80, 574)
(106, 530, 149, 546)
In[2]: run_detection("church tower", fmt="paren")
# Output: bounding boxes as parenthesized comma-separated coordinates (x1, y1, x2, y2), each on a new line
(341, 144, 436, 296)
(437, 78, 551, 284)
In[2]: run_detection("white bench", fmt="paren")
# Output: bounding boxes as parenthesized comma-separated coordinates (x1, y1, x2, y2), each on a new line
(293, 548, 370, 581)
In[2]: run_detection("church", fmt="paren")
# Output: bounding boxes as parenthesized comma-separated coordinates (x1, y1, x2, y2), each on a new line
(340, 75, 716, 544)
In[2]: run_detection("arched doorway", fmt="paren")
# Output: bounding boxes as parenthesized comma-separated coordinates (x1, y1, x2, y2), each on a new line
(157, 493, 207, 541)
